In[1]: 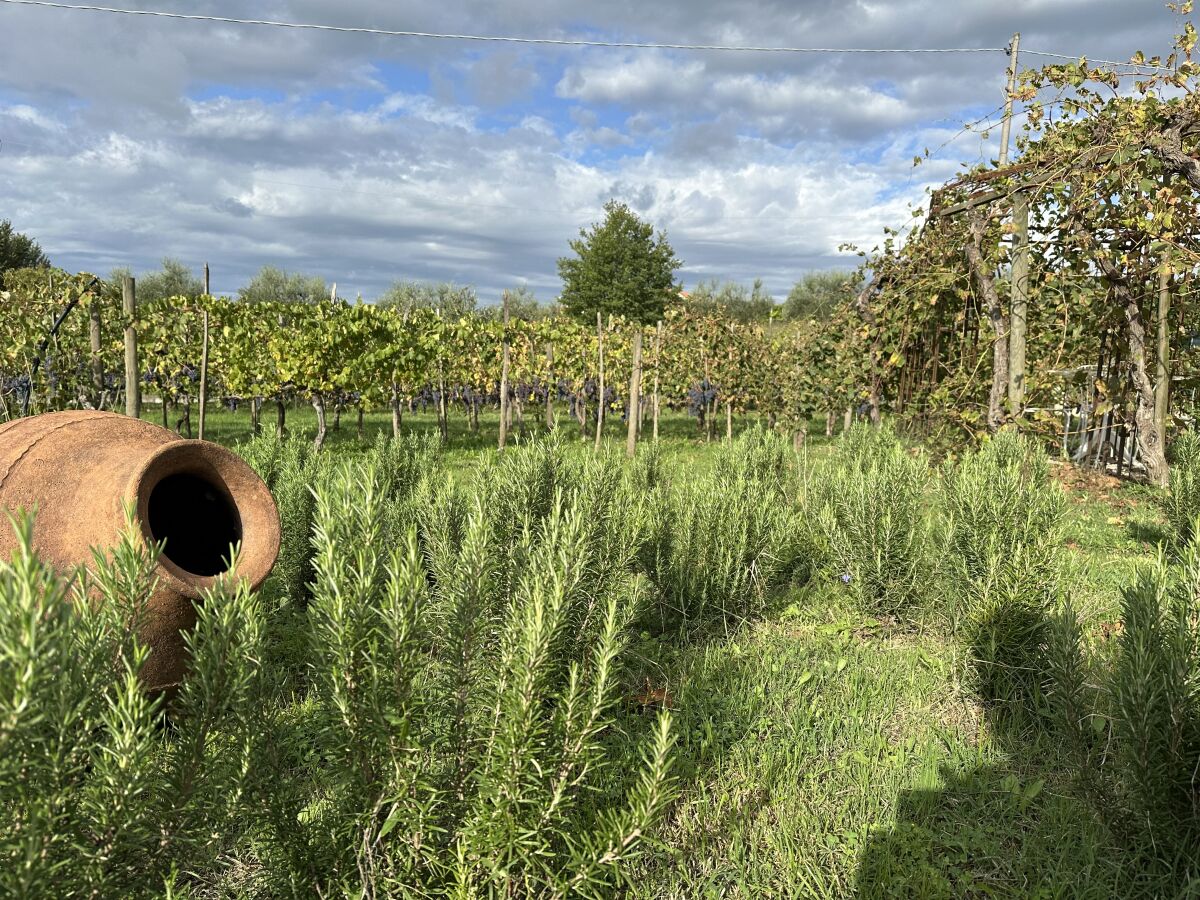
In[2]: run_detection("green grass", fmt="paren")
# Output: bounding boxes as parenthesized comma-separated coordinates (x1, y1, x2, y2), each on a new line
(146, 402, 822, 483)
(614, 585, 1162, 898)
(136, 407, 1187, 896)
(1057, 468, 1166, 621)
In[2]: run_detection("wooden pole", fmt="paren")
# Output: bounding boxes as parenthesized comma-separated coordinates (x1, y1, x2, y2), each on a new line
(626, 327, 643, 458)
(499, 292, 510, 450)
(545, 342, 555, 430)
(203, 261, 210, 295)
(434, 308, 448, 444)
(198, 309, 209, 440)
(122, 275, 140, 419)
(594, 311, 605, 451)
(998, 32, 1021, 167)
(652, 320, 662, 441)
(88, 298, 103, 407)
(437, 367, 448, 444)
(312, 393, 327, 452)
(1156, 260, 1172, 436)
(1007, 192, 1030, 416)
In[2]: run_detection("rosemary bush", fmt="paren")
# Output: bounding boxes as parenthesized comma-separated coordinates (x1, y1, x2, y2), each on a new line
(635, 428, 806, 632)
(940, 431, 1066, 714)
(1048, 542, 1200, 863)
(0, 512, 266, 899)
(813, 425, 930, 614)
(627, 436, 668, 493)
(238, 427, 330, 605)
(1163, 429, 1200, 547)
(1108, 549, 1200, 845)
(252, 456, 675, 896)
(0, 435, 677, 898)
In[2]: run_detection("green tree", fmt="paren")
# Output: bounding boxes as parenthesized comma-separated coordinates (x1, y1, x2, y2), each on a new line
(782, 270, 858, 322)
(238, 266, 328, 304)
(109, 258, 204, 302)
(558, 200, 681, 325)
(0, 220, 50, 289)
(376, 280, 477, 317)
(479, 286, 551, 321)
(138, 258, 204, 301)
(686, 278, 777, 322)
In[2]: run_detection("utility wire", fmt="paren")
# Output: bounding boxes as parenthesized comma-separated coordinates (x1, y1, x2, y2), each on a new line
(0, 0, 1006, 52)
(1020, 49, 1170, 71)
(0, 0, 1173, 70)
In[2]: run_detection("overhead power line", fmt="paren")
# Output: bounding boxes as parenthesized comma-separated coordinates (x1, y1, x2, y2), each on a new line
(0, 0, 1173, 70)
(0, 0, 1006, 52)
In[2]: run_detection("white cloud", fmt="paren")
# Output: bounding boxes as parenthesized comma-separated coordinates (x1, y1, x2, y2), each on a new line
(2, 104, 63, 131)
(0, 0, 1186, 300)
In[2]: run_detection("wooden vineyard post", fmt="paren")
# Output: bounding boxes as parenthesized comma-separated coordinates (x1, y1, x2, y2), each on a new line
(652, 320, 662, 441)
(1156, 259, 1172, 436)
(88, 297, 104, 407)
(122, 275, 140, 419)
(998, 33, 1021, 167)
(203, 261, 210, 295)
(594, 312, 605, 451)
(626, 326, 643, 458)
(725, 400, 733, 441)
(1008, 192, 1030, 417)
(198, 308, 209, 441)
(499, 292, 510, 450)
(545, 342, 555, 430)
(437, 370, 448, 444)
(275, 312, 286, 435)
(435, 309, 448, 445)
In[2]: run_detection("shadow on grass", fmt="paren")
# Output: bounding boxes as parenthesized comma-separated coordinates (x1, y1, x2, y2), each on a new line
(853, 758, 1127, 900)
(853, 613, 1188, 900)
(1125, 518, 1170, 548)
(611, 618, 807, 897)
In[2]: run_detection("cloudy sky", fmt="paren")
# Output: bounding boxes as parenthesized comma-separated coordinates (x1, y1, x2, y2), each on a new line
(0, 0, 1187, 303)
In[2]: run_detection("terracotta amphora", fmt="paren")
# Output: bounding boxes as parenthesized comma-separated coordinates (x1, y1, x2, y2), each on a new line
(0, 411, 280, 690)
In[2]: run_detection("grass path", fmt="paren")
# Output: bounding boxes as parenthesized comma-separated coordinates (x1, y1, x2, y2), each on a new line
(617, 583, 1145, 899)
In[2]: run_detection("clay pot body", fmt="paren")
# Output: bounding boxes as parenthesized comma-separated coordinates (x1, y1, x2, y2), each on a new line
(0, 411, 280, 690)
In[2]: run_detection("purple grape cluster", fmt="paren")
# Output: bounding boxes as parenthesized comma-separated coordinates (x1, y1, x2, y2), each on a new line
(687, 379, 718, 417)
